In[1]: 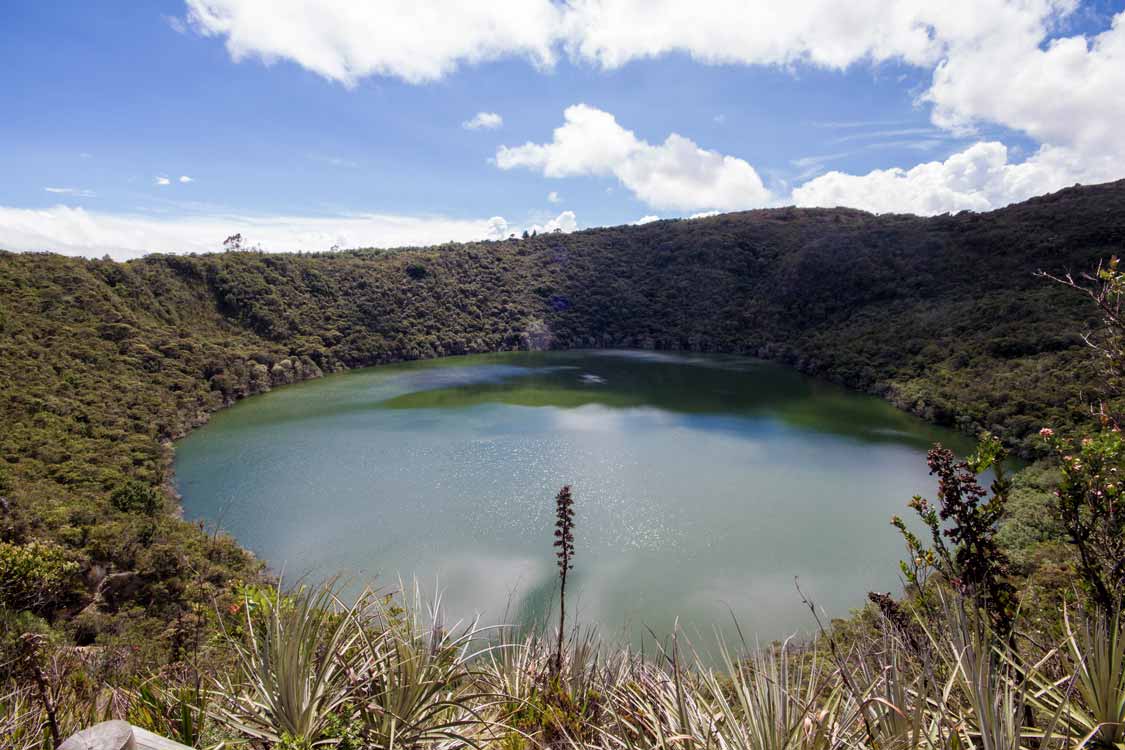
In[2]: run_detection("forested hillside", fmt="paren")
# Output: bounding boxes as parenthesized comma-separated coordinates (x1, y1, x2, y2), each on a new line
(1, 180, 1123, 653)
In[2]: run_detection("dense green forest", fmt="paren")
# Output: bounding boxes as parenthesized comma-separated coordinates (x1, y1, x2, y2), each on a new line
(2, 180, 1123, 639)
(2, 180, 1125, 748)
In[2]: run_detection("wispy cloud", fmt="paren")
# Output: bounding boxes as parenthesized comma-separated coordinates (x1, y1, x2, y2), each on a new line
(789, 151, 855, 181)
(547, 191, 561, 203)
(790, 137, 949, 181)
(864, 139, 947, 151)
(154, 176, 171, 186)
(810, 119, 914, 129)
(308, 154, 359, 168)
(830, 128, 944, 144)
(179, 175, 194, 183)
(791, 152, 853, 168)
(463, 111, 503, 130)
(44, 187, 96, 198)
(163, 14, 188, 34)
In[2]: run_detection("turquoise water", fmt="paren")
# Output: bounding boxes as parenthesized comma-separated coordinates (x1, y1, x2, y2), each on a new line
(175, 350, 972, 647)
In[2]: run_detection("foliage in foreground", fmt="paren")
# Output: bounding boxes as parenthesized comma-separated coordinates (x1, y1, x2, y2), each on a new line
(5, 577, 1125, 750)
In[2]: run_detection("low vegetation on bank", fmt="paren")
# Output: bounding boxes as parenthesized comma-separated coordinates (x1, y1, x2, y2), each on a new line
(2, 182, 1125, 748)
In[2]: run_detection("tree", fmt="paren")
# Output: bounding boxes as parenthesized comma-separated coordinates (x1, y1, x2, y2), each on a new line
(223, 233, 244, 252)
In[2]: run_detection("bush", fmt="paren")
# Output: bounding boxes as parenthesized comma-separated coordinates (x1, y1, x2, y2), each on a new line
(0, 540, 79, 612)
(1042, 428, 1125, 612)
(110, 480, 162, 516)
(893, 434, 1017, 638)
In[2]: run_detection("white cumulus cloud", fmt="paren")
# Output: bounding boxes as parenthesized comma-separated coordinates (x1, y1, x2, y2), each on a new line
(182, 0, 1073, 85)
(496, 104, 771, 212)
(184, 0, 562, 86)
(463, 112, 503, 130)
(925, 8, 1125, 158)
(178, 0, 1125, 215)
(634, 215, 659, 225)
(527, 210, 578, 235)
(786, 4, 1125, 213)
(792, 141, 1116, 215)
(179, 175, 194, 183)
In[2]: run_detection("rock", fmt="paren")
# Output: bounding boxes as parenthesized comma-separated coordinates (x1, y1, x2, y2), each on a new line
(101, 571, 142, 611)
(60, 722, 194, 750)
(85, 564, 107, 589)
(59, 720, 135, 750)
(131, 726, 195, 750)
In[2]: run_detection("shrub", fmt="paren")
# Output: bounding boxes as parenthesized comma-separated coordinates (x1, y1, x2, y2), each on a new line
(893, 434, 1017, 639)
(1041, 428, 1125, 613)
(110, 480, 162, 516)
(0, 540, 79, 612)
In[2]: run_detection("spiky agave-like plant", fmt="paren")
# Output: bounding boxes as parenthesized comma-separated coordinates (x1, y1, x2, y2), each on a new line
(349, 581, 504, 750)
(706, 636, 862, 750)
(919, 595, 1036, 750)
(212, 581, 363, 746)
(1023, 608, 1125, 750)
(601, 631, 720, 750)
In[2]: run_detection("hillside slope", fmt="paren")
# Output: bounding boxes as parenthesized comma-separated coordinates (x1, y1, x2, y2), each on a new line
(1, 180, 1123, 648)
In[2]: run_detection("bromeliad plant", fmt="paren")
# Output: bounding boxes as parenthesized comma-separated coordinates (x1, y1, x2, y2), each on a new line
(212, 580, 508, 750)
(348, 583, 502, 750)
(1023, 608, 1125, 750)
(212, 582, 363, 747)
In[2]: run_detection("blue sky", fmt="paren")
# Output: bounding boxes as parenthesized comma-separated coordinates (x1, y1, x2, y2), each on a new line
(1, 1, 1123, 258)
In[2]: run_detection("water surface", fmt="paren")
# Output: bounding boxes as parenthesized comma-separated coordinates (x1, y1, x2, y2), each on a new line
(176, 351, 972, 647)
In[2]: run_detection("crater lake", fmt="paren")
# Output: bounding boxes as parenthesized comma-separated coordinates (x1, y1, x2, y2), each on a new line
(175, 350, 974, 646)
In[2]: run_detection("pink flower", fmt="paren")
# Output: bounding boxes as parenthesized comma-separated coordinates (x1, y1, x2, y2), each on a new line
(1039, 427, 1055, 438)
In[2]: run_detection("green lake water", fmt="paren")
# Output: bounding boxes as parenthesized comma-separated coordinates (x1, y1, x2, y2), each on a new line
(175, 350, 973, 647)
